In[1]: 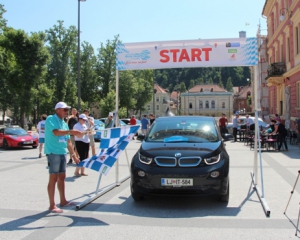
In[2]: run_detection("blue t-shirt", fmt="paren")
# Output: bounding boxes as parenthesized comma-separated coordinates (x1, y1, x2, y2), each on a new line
(141, 118, 149, 129)
(44, 114, 70, 155)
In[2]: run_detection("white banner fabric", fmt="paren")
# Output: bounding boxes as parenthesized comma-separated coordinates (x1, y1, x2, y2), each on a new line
(116, 38, 258, 70)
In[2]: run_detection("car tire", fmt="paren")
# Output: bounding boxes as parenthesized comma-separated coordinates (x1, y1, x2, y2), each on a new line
(3, 139, 8, 149)
(219, 181, 229, 202)
(131, 183, 144, 201)
(32, 146, 37, 149)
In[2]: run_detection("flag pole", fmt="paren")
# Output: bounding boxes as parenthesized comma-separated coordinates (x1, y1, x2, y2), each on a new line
(115, 70, 120, 185)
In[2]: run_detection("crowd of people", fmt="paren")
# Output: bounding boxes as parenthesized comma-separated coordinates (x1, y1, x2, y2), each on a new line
(36, 101, 156, 213)
(218, 111, 300, 151)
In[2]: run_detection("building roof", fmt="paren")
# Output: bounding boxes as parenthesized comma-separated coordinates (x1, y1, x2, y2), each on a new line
(170, 91, 180, 99)
(154, 84, 168, 94)
(189, 84, 227, 93)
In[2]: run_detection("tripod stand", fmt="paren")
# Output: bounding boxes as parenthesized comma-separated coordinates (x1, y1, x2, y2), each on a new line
(284, 170, 300, 236)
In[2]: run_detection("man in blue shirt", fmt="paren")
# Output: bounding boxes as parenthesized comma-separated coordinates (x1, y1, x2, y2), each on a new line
(140, 115, 149, 134)
(232, 113, 239, 142)
(45, 102, 84, 213)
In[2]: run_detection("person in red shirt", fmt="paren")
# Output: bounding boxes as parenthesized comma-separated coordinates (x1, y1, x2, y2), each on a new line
(130, 115, 137, 140)
(219, 113, 228, 136)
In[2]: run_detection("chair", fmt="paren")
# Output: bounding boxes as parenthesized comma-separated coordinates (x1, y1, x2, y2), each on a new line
(264, 135, 278, 151)
(287, 130, 297, 145)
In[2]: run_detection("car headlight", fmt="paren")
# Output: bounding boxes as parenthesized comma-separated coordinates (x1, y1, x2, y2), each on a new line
(204, 154, 221, 165)
(138, 152, 153, 165)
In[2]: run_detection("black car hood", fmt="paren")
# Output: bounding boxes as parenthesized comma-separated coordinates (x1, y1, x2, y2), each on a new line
(139, 141, 222, 158)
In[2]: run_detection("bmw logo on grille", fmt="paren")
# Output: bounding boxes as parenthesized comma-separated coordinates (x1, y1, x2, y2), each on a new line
(175, 153, 181, 157)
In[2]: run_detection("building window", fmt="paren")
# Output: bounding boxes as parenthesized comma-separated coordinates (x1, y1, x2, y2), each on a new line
(156, 105, 159, 110)
(156, 97, 159, 102)
(205, 101, 209, 109)
(297, 82, 300, 108)
(222, 102, 225, 108)
(147, 105, 150, 110)
(199, 100, 203, 109)
(189, 103, 193, 109)
(211, 100, 215, 108)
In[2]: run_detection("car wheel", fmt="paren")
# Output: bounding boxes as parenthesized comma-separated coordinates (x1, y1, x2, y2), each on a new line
(220, 181, 229, 202)
(32, 146, 38, 149)
(3, 139, 8, 149)
(131, 183, 144, 201)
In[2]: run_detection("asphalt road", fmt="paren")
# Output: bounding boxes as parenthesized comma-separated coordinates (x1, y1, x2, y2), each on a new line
(1, 139, 300, 239)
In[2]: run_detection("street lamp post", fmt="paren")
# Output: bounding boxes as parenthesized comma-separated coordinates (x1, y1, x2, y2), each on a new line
(153, 84, 157, 116)
(77, 0, 86, 112)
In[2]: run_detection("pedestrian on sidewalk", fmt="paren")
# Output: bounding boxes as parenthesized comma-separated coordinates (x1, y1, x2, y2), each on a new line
(218, 113, 228, 136)
(67, 108, 79, 164)
(45, 101, 84, 213)
(105, 112, 114, 129)
(140, 115, 149, 135)
(73, 114, 90, 177)
(83, 109, 95, 156)
(232, 113, 239, 142)
(130, 115, 137, 140)
(37, 114, 47, 158)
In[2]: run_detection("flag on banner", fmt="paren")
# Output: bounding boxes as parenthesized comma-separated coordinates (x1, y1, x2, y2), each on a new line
(78, 125, 140, 175)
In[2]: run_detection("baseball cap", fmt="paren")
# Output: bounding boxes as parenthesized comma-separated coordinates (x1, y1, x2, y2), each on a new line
(78, 114, 88, 120)
(108, 112, 113, 117)
(55, 102, 71, 110)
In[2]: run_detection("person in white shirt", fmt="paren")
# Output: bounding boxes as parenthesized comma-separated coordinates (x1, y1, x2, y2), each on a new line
(73, 114, 90, 176)
(37, 114, 47, 158)
(246, 115, 255, 131)
(83, 109, 95, 156)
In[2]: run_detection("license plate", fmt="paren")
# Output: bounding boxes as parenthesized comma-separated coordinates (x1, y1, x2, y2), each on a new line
(24, 141, 33, 144)
(161, 178, 193, 186)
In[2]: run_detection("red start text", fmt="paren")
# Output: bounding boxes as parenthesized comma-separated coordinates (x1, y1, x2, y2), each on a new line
(159, 48, 212, 63)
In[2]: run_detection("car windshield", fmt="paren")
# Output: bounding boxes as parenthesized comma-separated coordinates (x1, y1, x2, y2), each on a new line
(5, 128, 28, 136)
(147, 117, 219, 143)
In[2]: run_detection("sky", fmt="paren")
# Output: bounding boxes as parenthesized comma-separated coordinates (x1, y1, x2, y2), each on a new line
(1, 0, 267, 50)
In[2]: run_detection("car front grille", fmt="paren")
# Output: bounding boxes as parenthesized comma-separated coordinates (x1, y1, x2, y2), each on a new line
(154, 156, 202, 167)
(178, 157, 202, 167)
(154, 157, 176, 167)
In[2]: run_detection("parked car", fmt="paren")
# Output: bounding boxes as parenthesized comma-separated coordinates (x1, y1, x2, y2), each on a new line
(0, 126, 39, 149)
(226, 117, 268, 134)
(93, 119, 105, 141)
(130, 116, 230, 202)
(100, 118, 127, 127)
(121, 118, 142, 135)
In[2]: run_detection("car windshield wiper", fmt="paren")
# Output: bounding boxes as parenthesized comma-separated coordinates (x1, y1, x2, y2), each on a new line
(164, 136, 188, 143)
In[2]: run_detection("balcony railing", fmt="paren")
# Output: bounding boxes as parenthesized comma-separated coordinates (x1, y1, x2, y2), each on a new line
(266, 62, 286, 79)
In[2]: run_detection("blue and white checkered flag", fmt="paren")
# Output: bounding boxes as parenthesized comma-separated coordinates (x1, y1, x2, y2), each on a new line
(78, 125, 140, 175)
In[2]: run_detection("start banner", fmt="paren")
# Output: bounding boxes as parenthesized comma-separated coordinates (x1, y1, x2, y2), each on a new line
(116, 38, 258, 70)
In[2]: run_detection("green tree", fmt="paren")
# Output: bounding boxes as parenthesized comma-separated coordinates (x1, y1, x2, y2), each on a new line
(119, 70, 137, 116)
(99, 90, 116, 117)
(1, 28, 50, 127)
(96, 35, 119, 98)
(218, 78, 224, 88)
(226, 77, 233, 92)
(45, 21, 77, 107)
(80, 41, 98, 107)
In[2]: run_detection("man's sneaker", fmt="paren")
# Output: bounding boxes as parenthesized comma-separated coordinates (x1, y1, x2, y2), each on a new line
(39, 153, 42, 158)
(67, 159, 73, 164)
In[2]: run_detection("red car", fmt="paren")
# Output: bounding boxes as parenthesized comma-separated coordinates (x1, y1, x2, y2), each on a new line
(0, 126, 39, 149)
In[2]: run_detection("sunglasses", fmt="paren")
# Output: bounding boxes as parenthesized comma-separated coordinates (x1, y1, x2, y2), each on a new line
(63, 109, 69, 112)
